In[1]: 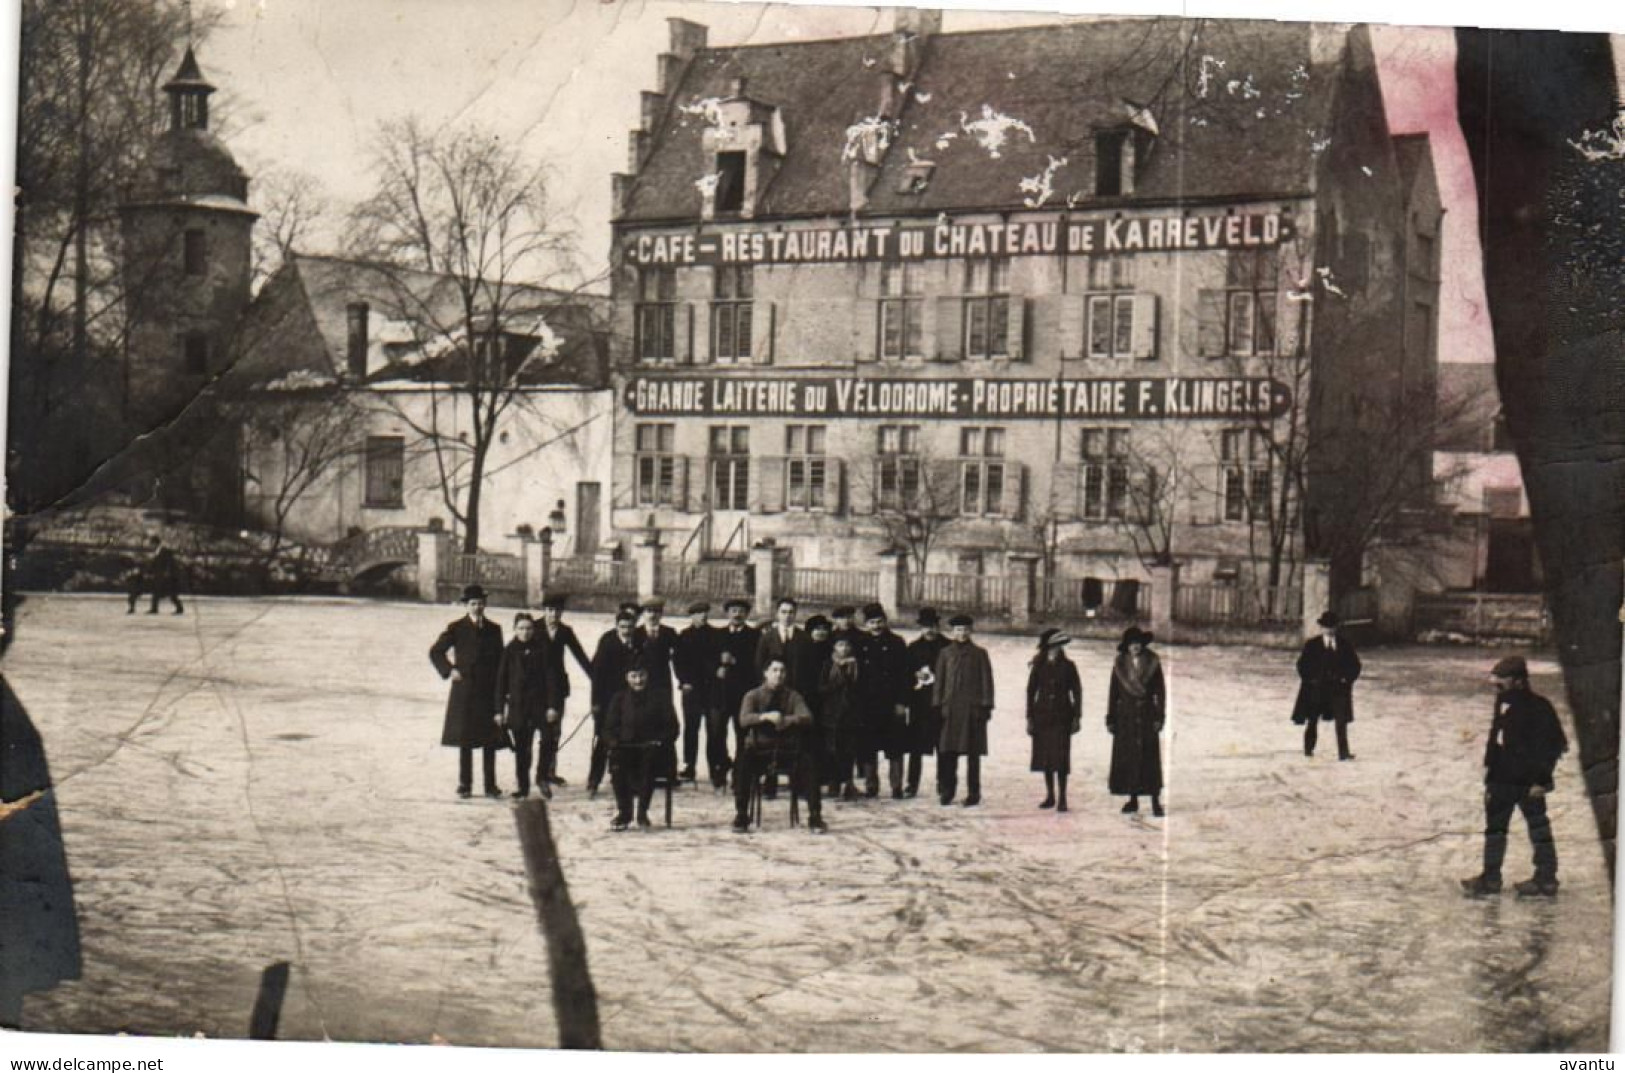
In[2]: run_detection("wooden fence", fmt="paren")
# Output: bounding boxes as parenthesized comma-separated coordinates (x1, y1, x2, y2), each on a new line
(775, 566, 879, 604)
(1174, 584, 1302, 627)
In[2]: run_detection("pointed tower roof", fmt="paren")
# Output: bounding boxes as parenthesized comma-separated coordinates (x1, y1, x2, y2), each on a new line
(164, 46, 215, 94)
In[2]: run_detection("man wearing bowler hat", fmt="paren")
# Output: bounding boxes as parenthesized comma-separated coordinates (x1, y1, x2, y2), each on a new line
(1461, 656, 1568, 898)
(1291, 611, 1362, 761)
(429, 584, 508, 798)
(934, 613, 995, 807)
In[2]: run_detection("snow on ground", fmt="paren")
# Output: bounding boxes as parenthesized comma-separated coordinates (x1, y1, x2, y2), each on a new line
(4, 595, 1611, 1051)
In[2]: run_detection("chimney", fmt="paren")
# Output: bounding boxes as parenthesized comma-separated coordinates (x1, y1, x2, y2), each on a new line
(1310, 22, 1353, 66)
(890, 7, 942, 78)
(668, 18, 708, 60)
(728, 76, 748, 99)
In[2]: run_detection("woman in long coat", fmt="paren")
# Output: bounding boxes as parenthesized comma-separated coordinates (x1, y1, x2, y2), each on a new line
(429, 584, 508, 798)
(1107, 626, 1166, 816)
(1026, 628, 1082, 812)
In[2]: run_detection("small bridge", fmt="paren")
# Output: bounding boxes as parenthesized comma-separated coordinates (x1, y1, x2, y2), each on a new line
(314, 526, 422, 586)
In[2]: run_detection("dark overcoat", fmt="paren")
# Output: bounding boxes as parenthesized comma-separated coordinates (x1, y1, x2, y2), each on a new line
(673, 622, 719, 710)
(638, 623, 680, 695)
(820, 657, 866, 772)
(1027, 655, 1082, 774)
(934, 640, 995, 756)
(495, 638, 557, 735)
(1485, 687, 1568, 790)
(590, 629, 642, 716)
(1107, 651, 1165, 795)
(602, 687, 679, 748)
(860, 629, 911, 758)
(538, 622, 592, 704)
(430, 616, 507, 749)
(714, 623, 762, 721)
(785, 633, 829, 715)
(904, 633, 950, 755)
(1291, 636, 1362, 724)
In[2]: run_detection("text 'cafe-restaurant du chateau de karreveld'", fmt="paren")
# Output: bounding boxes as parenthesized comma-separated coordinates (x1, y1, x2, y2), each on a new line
(603, 16, 1442, 588)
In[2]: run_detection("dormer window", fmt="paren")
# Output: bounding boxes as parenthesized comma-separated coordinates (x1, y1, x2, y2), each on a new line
(346, 302, 370, 377)
(1095, 130, 1131, 197)
(714, 152, 747, 213)
(897, 161, 935, 195)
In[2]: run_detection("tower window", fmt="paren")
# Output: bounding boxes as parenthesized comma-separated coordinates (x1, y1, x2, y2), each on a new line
(183, 230, 207, 276)
(182, 333, 210, 375)
(1095, 131, 1129, 196)
(714, 152, 747, 213)
(346, 302, 370, 377)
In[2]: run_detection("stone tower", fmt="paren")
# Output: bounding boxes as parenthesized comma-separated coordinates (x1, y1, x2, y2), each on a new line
(120, 46, 256, 428)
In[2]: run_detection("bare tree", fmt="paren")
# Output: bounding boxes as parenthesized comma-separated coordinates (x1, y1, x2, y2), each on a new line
(236, 385, 367, 565)
(345, 118, 587, 553)
(853, 450, 966, 577)
(1113, 425, 1197, 571)
(251, 167, 332, 292)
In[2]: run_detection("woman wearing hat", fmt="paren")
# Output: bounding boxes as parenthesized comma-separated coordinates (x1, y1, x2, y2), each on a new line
(428, 584, 509, 798)
(1026, 628, 1082, 811)
(1291, 611, 1362, 761)
(1106, 627, 1166, 816)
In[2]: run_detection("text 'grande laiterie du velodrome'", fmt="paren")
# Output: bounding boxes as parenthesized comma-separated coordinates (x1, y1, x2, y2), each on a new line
(626, 377, 1291, 419)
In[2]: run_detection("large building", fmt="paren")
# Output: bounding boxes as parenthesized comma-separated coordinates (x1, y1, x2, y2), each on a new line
(606, 14, 1442, 598)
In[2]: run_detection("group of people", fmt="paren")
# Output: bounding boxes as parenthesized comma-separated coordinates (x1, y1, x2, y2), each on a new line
(428, 584, 1570, 893)
(428, 585, 1175, 832)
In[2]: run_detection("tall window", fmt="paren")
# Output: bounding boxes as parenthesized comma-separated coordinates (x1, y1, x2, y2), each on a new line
(183, 229, 207, 276)
(636, 266, 677, 361)
(1086, 256, 1138, 358)
(346, 302, 370, 377)
(1081, 428, 1131, 521)
(959, 426, 1006, 516)
(879, 262, 924, 360)
(364, 436, 405, 509)
(786, 425, 828, 510)
(1094, 130, 1129, 196)
(963, 258, 1010, 359)
(714, 152, 747, 213)
(182, 332, 209, 375)
(1225, 249, 1278, 355)
(1220, 428, 1272, 522)
(877, 425, 922, 510)
(635, 423, 678, 507)
(709, 425, 750, 510)
(712, 265, 753, 362)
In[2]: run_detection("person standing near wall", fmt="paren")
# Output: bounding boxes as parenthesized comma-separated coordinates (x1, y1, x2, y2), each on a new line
(1461, 656, 1568, 898)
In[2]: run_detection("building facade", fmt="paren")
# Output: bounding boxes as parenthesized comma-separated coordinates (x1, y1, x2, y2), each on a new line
(605, 15, 1442, 599)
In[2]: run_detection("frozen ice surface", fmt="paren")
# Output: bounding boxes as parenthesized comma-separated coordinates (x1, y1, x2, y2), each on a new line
(4, 596, 1611, 1051)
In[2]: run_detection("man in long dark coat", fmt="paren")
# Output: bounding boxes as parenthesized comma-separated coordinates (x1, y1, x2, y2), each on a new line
(673, 601, 718, 783)
(495, 613, 559, 799)
(588, 608, 642, 795)
(429, 584, 508, 798)
(859, 603, 911, 799)
(934, 613, 995, 808)
(1461, 656, 1569, 898)
(903, 607, 949, 799)
(711, 597, 761, 789)
(637, 599, 680, 698)
(1292, 611, 1362, 761)
(537, 593, 593, 786)
(1107, 626, 1166, 816)
(602, 663, 680, 830)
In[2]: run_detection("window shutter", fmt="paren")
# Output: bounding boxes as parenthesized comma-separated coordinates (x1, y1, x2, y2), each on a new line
(692, 302, 711, 365)
(859, 301, 880, 363)
(934, 297, 963, 362)
(1278, 295, 1307, 357)
(756, 456, 786, 513)
(1131, 294, 1159, 359)
(675, 456, 691, 510)
(751, 301, 776, 366)
(1197, 290, 1226, 358)
(1001, 462, 1026, 520)
(675, 303, 694, 364)
(1057, 295, 1086, 360)
(614, 448, 638, 508)
(1006, 297, 1029, 361)
(1051, 462, 1082, 520)
(851, 460, 877, 515)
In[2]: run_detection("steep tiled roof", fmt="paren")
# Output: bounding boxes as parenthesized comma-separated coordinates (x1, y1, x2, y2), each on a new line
(233, 254, 609, 389)
(623, 18, 1341, 221)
